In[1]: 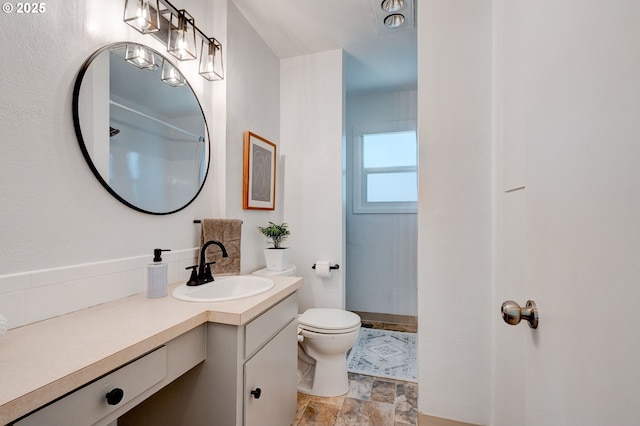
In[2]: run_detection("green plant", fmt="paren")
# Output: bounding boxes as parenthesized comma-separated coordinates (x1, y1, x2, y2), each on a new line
(257, 222, 290, 249)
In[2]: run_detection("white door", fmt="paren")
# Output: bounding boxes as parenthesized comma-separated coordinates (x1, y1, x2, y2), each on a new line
(493, 0, 640, 424)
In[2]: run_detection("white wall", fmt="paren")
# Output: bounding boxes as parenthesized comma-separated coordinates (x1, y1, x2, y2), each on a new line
(226, 1, 282, 273)
(281, 50, 345, 312)
(417, 0, 493, 424)
(345, 90, 417, 316)
(0, 0, 282, 329)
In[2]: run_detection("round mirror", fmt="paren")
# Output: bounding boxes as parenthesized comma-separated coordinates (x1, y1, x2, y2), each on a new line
(73, 42, 210, 215)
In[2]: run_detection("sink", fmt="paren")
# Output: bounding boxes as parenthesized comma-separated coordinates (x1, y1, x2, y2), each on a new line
(172, 275, 275, 302)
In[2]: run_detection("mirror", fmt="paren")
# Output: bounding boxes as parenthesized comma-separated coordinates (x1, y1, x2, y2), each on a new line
(73, 42, 210, 215)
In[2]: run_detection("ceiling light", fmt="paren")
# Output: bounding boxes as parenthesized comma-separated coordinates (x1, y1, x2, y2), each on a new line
(383, 13, 405, 29)
(381, 0, 405, 13)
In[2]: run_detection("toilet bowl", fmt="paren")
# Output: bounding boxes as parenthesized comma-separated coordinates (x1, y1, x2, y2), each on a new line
(297, 308, 361, 397)
(252, 265, 361, 397)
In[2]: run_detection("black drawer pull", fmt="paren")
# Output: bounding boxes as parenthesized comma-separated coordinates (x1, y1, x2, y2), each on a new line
(106, 387, 124, 405)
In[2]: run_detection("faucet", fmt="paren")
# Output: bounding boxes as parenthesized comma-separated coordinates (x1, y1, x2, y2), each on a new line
(186, 240, 229, 286)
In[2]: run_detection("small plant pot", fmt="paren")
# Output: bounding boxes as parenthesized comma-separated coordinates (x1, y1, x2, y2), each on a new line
(264, 248, 290, 271)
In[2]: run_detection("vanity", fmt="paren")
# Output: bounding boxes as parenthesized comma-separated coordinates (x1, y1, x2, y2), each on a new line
(0, 276, 302, 426)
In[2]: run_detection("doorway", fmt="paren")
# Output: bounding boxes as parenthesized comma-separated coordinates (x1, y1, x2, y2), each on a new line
(344, 90, 418, 324)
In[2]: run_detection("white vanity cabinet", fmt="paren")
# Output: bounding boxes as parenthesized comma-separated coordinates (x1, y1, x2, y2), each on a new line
(121, 292, 299, 426)
(207, 292, 298, 425)
(12, 325, 205, 426)
(244, 319, 298, 425)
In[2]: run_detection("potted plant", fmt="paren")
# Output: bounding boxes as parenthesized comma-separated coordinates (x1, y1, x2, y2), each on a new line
(257, 222, 290, 271)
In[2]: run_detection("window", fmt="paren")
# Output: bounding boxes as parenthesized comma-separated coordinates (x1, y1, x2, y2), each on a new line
(353, 121, 417, 214)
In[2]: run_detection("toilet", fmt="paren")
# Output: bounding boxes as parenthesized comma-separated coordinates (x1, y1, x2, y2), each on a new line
(297, 308, 361, 396)
(252, 265, 362, 397)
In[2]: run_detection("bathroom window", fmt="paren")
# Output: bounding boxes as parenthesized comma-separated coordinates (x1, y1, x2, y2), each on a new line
(353, 121, 417, 214)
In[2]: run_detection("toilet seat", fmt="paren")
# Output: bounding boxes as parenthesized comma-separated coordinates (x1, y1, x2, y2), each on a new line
(298, 308, 361, 334)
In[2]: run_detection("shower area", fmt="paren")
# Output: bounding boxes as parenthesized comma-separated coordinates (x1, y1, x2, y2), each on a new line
(344, 89, 418, 327)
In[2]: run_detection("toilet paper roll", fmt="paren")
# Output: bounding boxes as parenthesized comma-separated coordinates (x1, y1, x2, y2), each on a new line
(314, 261, 332, 278)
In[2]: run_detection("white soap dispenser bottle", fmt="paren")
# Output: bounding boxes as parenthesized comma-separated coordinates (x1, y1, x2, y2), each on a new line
(147, 248, 170, 298)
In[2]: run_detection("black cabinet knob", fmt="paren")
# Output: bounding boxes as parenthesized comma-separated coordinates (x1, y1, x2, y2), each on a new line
(250, 387, 262, 399)
(105, 387, 124, 405)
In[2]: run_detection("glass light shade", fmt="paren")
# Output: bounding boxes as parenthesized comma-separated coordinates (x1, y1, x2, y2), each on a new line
(123, 0, 160, 34)
(383, 13, 405, 28)
(161, 59, 186, 87)
(381, 0, 405, 13)
(124, 44, 157, 69)
(199, 38, 224, 81)
(167, 10, 197, 61)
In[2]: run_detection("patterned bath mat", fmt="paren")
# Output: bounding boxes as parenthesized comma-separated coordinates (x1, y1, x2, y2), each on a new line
(347, 328, 418, 383)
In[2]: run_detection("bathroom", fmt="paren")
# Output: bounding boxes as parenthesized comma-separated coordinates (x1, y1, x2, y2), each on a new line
(2, 0, 640, 425)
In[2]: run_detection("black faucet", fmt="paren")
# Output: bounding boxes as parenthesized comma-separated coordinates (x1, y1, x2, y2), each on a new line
(186, 240, 229, 286)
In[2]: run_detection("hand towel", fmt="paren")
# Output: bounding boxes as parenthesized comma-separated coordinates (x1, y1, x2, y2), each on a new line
(200, 219, 243, 275)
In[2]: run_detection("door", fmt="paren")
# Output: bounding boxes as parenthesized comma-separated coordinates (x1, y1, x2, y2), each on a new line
(493, 0, 640, 424)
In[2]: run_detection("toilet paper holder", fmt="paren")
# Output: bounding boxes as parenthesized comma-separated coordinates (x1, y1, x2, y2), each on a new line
(312, 263, 339, 270)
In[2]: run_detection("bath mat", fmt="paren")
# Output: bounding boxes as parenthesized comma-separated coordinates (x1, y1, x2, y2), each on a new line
(347, 328, 418, 383)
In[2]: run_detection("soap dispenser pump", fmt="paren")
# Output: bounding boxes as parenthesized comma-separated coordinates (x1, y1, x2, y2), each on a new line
(147, 248, 170, 298)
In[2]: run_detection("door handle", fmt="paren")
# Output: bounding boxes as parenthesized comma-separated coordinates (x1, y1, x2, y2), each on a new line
(501, 300, 538, 329)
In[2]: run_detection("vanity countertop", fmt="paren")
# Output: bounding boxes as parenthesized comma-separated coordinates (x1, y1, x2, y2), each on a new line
(0, 275, 302, 424)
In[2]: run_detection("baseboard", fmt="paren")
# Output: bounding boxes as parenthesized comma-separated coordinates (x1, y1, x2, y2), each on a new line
(419, 413, 482, 426)
(352, 311, 417, 328)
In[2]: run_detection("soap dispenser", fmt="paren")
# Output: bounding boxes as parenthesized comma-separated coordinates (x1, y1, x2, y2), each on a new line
(147, 248, 170, 298)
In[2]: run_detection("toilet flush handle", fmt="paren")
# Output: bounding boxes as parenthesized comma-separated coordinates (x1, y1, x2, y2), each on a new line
(250, 387, 262, 399)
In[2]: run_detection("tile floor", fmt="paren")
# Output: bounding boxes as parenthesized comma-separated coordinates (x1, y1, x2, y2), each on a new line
(292, 373, 418, 425)
(292, 321, 418, 426)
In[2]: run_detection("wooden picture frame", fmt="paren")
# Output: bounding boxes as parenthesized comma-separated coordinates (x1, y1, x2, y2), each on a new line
(243, 131, 276, 210)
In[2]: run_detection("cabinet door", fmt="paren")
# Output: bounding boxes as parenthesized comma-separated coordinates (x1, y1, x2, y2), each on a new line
(244, 320, 297, 426)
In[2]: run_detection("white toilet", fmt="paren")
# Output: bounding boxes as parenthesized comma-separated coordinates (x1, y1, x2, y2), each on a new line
(252, 265, 362, 397)
(297, 308, 361, 397)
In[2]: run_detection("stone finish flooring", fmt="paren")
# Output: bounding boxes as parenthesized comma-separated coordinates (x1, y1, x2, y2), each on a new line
(292, 321, 418, 425)
(292, 373, 418, 425)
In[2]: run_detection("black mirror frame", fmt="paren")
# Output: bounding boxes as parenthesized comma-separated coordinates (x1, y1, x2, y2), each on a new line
(72, 42, 210, 215)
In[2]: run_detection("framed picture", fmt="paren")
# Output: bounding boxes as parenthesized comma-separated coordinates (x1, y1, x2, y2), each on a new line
(243, 131, 277, 210)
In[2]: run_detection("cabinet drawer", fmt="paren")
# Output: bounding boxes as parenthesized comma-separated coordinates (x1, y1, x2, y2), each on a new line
(245, 293, 297, 358)
(15, 346, 167, 426)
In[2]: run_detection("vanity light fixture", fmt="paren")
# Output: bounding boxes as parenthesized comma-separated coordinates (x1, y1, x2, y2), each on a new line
(161, 59, 186, 87)
(199, 37, 224, 81)
(123, 0, 160, 34)
(124, 44, 158, 69)
(122, 0, 224, 79)
(383, 13, 406, 29)
(381, 0, 405, 13)
(167, 9, 197, 61)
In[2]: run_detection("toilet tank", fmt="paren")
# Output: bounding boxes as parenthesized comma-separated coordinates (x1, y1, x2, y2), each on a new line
(252, 265, 297, 276)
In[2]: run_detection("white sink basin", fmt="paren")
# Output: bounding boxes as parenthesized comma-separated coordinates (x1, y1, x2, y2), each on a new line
(172, 275, 275, 302)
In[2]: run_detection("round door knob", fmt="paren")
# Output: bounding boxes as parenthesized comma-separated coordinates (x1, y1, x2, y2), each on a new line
(250, 387, 262, 399)
(105, 387, 125, 405)
(501, 300, 538, 329)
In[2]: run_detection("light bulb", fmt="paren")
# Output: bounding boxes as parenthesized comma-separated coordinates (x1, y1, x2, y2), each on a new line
(204, 55, 214, 73)
(176, 31, 187, 57)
